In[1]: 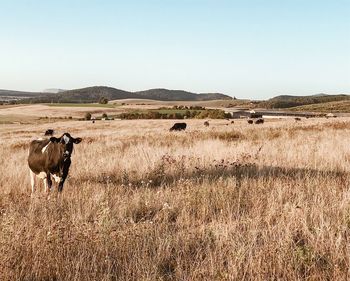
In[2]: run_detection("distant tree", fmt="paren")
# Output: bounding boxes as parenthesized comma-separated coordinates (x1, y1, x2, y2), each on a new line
(99, 96, 109, 104)
(175, 113, 184, 119)
(85, 112, 92, 120)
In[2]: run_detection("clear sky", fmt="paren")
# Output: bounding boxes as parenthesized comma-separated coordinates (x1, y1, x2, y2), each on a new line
(0, 0, 349, 99)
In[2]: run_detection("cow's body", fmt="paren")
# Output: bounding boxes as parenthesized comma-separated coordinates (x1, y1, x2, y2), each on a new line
(170, 123, 187, 131)
(255, 118, 264, 124)
(28, 133, 81, 193)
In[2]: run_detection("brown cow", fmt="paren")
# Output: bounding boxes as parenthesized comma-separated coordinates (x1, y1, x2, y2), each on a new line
(28, 133, 82, 193)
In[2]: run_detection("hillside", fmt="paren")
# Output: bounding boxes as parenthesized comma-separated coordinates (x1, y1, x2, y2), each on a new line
(0, 89, 44, 102)
(289, 100, 350, 113)
(135, 88, 232, 101)
(43, 88, 66, 94)
(15, 86, 233, 103)
(259, 94, 350, 109)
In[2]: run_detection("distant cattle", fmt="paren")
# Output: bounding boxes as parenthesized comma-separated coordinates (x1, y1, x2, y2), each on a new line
(204, 121, 209, 127)
(44, 129, 54, 136)
(28, 133, 82, 193)
(255, 119, 264, 124)
(247, 119, 254, 124)
(170, 123, 187, 131)
(294, 117, 301, 122)
(250, 113, 263, 119)
(231, 121, 234, 124)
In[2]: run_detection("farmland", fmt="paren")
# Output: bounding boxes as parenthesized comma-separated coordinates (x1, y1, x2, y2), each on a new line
(1, 116, 350, 280)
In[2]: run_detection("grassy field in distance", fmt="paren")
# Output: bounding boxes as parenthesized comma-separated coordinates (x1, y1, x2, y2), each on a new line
(111, 98, 252, 108)
(289, 100, 350, 113)
(0, 104, 126, 122)
(1, 117, 350, 279)
(47, 103, 117, 108)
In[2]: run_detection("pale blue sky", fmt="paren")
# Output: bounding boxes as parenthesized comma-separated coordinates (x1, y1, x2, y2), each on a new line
(0, 0, 349, 99)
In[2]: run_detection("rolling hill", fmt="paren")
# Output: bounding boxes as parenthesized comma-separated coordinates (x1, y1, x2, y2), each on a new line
(289, 100, 350, 113)
(0, 89, 44, 102)
(135, 88, 232, 101)
(15, 86, 233, 103)
(259, 94, 350, 109)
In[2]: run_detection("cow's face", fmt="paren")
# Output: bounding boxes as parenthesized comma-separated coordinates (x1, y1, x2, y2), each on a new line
(50, 133, 82, 159)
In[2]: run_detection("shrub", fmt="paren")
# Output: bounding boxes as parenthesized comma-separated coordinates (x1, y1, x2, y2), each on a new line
(85, 112, 92, 120)
(98, 96, 109, 104)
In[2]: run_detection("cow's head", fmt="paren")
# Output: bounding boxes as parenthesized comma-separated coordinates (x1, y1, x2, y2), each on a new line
(50, 133, 82, 159)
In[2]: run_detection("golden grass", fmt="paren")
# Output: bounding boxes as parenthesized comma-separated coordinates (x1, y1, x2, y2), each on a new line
(290, 100, 350, 113)
(0, 104, 126, 122)
(1, 118, 350, 280)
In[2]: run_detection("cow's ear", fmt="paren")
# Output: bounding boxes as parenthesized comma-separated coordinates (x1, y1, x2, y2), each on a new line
(50, 137, 60, 143)
(73, 137, 82, 144)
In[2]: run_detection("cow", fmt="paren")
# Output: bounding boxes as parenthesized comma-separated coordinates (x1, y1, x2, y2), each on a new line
(294, 117, 301, 122)
(44, 129, 54, 136)
(28, 133, 82, 193)
(204, 121, 209, 127)
(255, 118, 264, 124)
(170, 123, 187, 131)
(231, 121, 234, 124)
(247, 119, 254, 124)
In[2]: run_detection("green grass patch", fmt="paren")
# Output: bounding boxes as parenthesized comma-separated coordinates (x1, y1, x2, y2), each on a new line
(119, 108, 230, 119)
(150, 109, 205, 114)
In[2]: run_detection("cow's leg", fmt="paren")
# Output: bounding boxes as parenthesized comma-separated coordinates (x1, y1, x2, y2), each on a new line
(58, 160, 71, 192)
(47, 173, 53, 192)
(30, 170, 36, 194)
(58, 177, 66, 192)
(43, 177, 48, 193)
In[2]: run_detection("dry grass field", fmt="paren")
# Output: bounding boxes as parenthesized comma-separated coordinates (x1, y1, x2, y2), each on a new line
(1, 117, 350, 280)
(0, 104, 125, 123)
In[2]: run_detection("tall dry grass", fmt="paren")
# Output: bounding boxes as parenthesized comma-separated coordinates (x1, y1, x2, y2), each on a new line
(1, 118, 350, 280)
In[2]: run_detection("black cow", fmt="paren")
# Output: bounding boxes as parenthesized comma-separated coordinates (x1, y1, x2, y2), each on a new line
(204, 121, 209, 127)
(255, 118, 264, 124)
(170, 123, 187, 131)
(44, 129, 54, 136)
(247, 119, 254, 124)
(28, 133, 82, 193)
(295, 117, 301, 122)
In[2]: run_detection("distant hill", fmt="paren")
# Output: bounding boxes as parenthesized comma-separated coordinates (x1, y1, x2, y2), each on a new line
(134, 88, 232, 101)
(0, 89, 44, 102)
(259, 94, 350, 109)
(289, 100, 350, 113)
(18, 86, 233, 103)
(43, 88, 66, 94)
